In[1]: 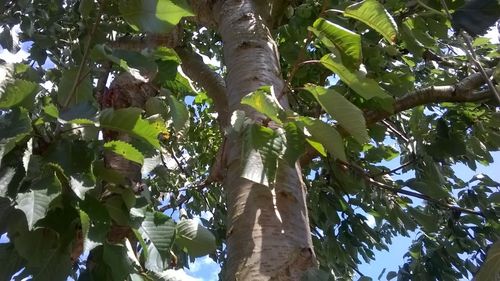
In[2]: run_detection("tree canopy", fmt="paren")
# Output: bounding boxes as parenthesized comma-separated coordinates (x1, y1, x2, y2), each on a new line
(0, 0, 499, 280)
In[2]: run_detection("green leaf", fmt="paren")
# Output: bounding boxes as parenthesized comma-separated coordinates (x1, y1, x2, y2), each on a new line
(344, 0, 398, 43)
(176, 219, 216, 258)
(320, 54, 393, 108)
(310, 18, 362, 68)
(79, 209, 91, 251)
(0, 243, 25, 281)
(476, 241, 500, 281)
(306, 138, 327, 157)
(301, 268, 330, 281)
(405, 179, 448, 199)
(0, 79, 39, 110)
(119, 0, 194, 33)
(0, 108, 32, 165)
(283, 122, 306, 165)
(407, 207, 439, 233)
(103, 243, 134, 281)
(104, 140, 145, 165)
(14, 228, 72, 280)
(104, 196, 130, 225)
(386, 271, 398, 280)
(15, 171, 62, 229)
(69, 175, 94, 200)
(100, 107, 162, 148)
(145, 97, 169, 119)
(138, 211, 176, 272)
(165, 93, 189, 133)
(79, 0, 94, 18)
(148, 269, 195, 281)
(298, 117, 347, 161)
(80, 195, 111, 252)
(59, 101, 98, 123)
(242, 124, 286, 187)
(241, 86, 285, 124)
(57, 67, 94, 107)
(305, 85, 369, 144)
(112, 49, 159, 79)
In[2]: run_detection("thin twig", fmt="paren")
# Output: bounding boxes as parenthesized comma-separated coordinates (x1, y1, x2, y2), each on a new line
(459, 31, 500, 104)
(338, 160, 485, 217)
(63, 9, 101, 108)
(370, 160, 415, 178)
(439, 0, 500, 104)
(280, 0, 330, 99)
(381, 119, 410, 143)
(158, 180, 211, 212)
(168, 147, 190, 177)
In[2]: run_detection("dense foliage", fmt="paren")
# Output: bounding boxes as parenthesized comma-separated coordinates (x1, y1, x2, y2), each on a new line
(0, 0, 499, 280)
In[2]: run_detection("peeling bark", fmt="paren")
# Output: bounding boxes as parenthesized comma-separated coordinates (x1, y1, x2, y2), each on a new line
(215, 1, 316, 280)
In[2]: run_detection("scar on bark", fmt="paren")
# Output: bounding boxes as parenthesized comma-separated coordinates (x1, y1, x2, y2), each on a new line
(237, 41, 265, 50)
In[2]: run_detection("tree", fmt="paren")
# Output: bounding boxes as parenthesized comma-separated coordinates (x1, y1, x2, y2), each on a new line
(0, 0, 499, 280)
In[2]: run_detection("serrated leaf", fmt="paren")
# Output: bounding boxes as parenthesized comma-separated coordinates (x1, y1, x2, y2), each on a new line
(57, 67, 94, 107)
(104, 140, 144, 165)
(241, 124, 286, 186)
(15, 171, 61, 229)
(138, 211, 176, 272)
(165, 93, 189, 133)
(305, 85, 369, 144)
(0, 79, 38, 110)
(299, 117, 347, 161)
(311, 18, 362, 68)
(100, 107, 162, 148)
(320, 54, 393, 108)
(344, 0, 398, 43)
(176, 219, 216, 258)
(241, 86, 284, 124)
(119, 0, 193, 33)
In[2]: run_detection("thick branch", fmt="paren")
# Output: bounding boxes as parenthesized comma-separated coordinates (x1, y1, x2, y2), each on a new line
(301, 69, 496, 166)
(175, 46, 229, 128)
(108, 30, 181, 51)
(365, 69, 495, 123)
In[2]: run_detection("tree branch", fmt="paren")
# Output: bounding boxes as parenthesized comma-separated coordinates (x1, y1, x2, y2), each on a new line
(340, 160, 485, 217)
(174, 46, 229, 128)
(364, 69, 495, 124)
(300, 69, 496, 166)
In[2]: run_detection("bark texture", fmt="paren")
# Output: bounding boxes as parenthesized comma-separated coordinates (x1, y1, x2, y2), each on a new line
(215, 1, 316, 280)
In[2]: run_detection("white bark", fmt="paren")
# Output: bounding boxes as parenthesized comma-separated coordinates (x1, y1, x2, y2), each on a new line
(214, 1, 317, 280)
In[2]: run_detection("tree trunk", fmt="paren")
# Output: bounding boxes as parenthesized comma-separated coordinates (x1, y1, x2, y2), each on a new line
(215, 1, 317, 280)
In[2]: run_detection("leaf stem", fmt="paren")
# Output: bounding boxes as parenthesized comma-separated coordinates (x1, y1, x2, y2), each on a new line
(63, 9, 101, 109)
